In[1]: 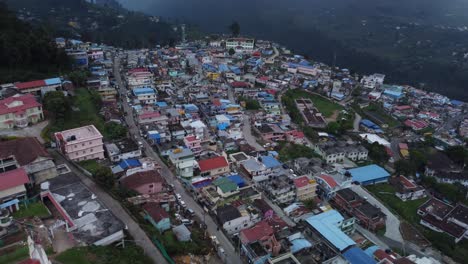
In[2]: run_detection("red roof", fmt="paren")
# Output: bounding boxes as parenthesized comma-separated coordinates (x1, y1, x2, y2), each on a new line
(198, 156, 228, 172)
(252, 51, 261, 57)
(0, 137, 50, 166)
(398, 143, 408, 150)
(240, 220, 274, 244)
(139, 111, 161, 120)
(294, 176, 310, 188)
(395, 105, 412, 111)
(121, 170, 163, 191)
(258, 76, 269, 81)
(317, 174, 338, 188)
(0, 168, 30, 191)
(212, 99, 222, 107)
(398, 176, 417, 189)
(185, 135, 197, 142)
(0, 94, 42, 115)
(18, 259, 41, 264)
(128, 68, 149, 74)
(231, 81, 249, 88)
(143, 203, 169, 222)
(15, 80, 46, 90)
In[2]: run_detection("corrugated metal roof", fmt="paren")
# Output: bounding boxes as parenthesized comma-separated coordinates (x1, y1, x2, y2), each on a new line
(305, 210, 355, 251)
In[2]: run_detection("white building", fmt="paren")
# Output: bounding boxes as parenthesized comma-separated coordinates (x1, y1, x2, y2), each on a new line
(226, 38, 255, 51)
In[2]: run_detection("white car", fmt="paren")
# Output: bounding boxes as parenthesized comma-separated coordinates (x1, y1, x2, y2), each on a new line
(179, 200, 187, 208)
(175, 193, 182, 200)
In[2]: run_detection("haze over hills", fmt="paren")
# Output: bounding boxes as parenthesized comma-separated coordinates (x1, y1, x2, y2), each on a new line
(119, 0, 468, 101)
(4, 0, 178, 49)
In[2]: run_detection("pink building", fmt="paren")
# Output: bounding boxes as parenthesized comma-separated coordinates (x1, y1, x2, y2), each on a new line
(183, 135, 202, 156)
(120, 170, 164, 195)
(55, 125, 104, 161)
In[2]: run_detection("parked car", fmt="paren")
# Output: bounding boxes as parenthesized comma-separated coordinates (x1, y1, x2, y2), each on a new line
(175, 193, 182, 200)
(186, 208, 195, 217)
(179, 200, 187, 208)
(181, 219, 193, 226)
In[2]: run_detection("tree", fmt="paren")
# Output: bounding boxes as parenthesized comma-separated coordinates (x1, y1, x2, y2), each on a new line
(228, 21, 240, 37)
(228, 48, 236, 56)
(367, 142, 390, 164)
(394, 160, 416, 176)
(43, 91, 70, 119)
(446, 146, 467, 166)
(326, 122, 340, 135)
(105, 122, 128, 140)
(94, 167, 115, 189)
(68, 70, 89, 87)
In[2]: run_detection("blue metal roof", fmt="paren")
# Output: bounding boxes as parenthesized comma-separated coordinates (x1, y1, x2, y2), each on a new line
(155, 101, 168, 107)
(261, 156, 281, 169)
(227, 174, 245, 187)
(364, 245, 380, 257)
(290, 238, 312, 253)
(44, 78, 61, 85)
(343, 247, 376, 264)
(133, 87, 155, 95)
(118, 159, 141, 169)
(305, 210, 355, 251)
(348, 165, 390, 184)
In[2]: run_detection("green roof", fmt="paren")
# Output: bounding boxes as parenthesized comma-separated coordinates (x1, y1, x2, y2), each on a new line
(213, 177, 238, 193)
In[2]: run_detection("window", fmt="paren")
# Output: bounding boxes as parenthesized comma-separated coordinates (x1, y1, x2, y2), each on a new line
(74, 145, 77, 148)
(149, 184, 154, 188)
(89, 142, 92, 145)
(82, 143, 85, 147)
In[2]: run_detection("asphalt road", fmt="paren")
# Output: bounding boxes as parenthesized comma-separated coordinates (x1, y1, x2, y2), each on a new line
(350, 185, 404, 243)
(114, 55, 242, 264)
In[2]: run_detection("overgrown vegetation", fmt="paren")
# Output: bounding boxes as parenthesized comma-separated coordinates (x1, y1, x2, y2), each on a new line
(12, 202, 50, 219)
(282, 89, 343, 119)
(0, 246, 29, 264)
(0, 3, 71, 83)
(238, 96, 261, 110)
(56, 245, 152, 264)
(362, 102, 400, 128)
(43, 88, 127, 142)
(366, 183, 468, 263)
(277, 141, 320, 162)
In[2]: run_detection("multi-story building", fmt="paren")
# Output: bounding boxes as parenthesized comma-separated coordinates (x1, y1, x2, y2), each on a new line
(0, 94, 43, 129)
(225, 38, 255, 51)
(183, 135, 202, 156)
(418, 198, 468, 243)
(105, 139, 142, 163)
(55, 125, 105, 162)
(261, 175, 296, 205)
(216, 204, 260, 235)
(133, 87, 157, 104)
(167, 148, 195, 178)
(313, 141, 368, 164)
(127, 69, 154, 88)
(293, 176, 317, 201)
(332, 188, 386, 231)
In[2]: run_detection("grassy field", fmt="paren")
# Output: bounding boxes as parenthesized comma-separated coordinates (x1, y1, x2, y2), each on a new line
(13, 202, 50, 219)
(363, 103, 400, 128)
(55, 245, 152, 264)
(78, 160, 104, 175)
(283, 89, 343, 118)
(0, 246, 29, 264)
(366, 183, 468, 263)
(366, 183, 427, 224)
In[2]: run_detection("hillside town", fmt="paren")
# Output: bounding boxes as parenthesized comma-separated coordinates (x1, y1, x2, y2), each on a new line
(0, 35, 467, 264)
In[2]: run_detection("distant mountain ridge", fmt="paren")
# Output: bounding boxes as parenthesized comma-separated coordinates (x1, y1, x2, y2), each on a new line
(0, 2, 71, 84)
(4, 0, 179, 48)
